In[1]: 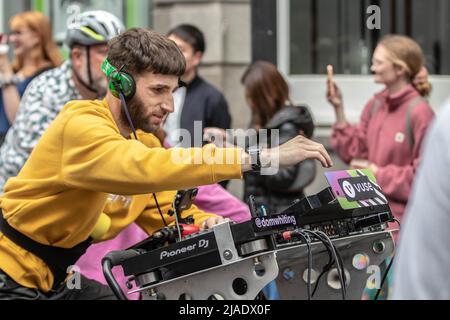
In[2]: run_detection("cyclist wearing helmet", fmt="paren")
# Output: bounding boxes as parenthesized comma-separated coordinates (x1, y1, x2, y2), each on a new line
(66, 10, 124, 95)
(0, 10, 124, 192)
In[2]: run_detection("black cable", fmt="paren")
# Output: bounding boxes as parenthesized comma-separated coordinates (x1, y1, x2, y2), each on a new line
(318, 232, 346, 296)
(373, 219, 399, 300)
(309, 234, 346, 298)
(315, 231, 346, 299)
(301, 231, 333, 296)
(118, 90, 168, 230)
(322, 231, 347, 298)
(310, 235, 334, 297)
(305, 233, 313, 300)
(303, 229, 346, 300)
(118, 91, 138, 140)
(295, 231, 312, 300)
(334, 243, 347, 297)
(371, 218, 401, 300)
(118, 90, 167, 230)
(312, 267, 328, 297)
(153, 193, 168, 227)
(374, 255, 394, 300)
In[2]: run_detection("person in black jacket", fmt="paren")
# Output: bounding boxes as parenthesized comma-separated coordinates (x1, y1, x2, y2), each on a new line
(205, 61, 316, 214)
(241, 61, 316, 214)
(165, 24, 231, 148)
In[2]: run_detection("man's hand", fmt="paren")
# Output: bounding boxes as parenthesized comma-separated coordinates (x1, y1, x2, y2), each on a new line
(326, 65, 343, 110)
(200, 216, 230, 230)
(204, 130, 333, 172)
(259, 135, 333, 170)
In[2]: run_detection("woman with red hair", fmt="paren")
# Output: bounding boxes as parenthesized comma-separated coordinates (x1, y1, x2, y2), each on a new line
(0, 11, 62, 144)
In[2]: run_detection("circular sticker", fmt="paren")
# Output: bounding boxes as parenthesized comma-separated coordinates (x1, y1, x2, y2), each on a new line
(342, 180, 356, 199)
(352, 254, 370, 270)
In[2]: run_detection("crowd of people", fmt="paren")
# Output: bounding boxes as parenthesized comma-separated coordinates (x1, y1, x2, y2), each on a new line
(0, 9, 445, 300)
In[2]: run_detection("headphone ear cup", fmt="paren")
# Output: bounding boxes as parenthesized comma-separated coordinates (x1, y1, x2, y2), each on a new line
(118, 72, 136, 100)
(108, 79, 121, 98)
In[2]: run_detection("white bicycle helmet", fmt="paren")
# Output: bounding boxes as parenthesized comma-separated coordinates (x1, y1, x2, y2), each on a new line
(66, 10, 124, 48)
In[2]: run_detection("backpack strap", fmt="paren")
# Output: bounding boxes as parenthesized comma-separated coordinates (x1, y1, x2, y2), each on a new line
(405, 96, 425, 153)
(0, 212, 92, 290)
(369, 98, 382, 119)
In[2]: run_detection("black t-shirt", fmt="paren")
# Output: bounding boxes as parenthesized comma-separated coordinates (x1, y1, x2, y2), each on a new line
(180, 75, 231, 147)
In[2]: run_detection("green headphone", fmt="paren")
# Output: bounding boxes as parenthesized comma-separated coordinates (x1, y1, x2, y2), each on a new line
(101, 58, 136, 100)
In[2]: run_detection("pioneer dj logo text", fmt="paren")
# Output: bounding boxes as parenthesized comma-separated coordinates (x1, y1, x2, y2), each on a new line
(160, 239, 210, 260)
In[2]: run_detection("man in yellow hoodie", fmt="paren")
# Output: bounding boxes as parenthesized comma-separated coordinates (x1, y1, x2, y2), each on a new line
(0, 28, 332, 300)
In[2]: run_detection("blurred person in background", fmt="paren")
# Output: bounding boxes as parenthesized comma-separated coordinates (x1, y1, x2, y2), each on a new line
(0, 11, 62, 144)
(166, 24, 231, 148)
(0, 10, 123, 191)
(327, 34, 434, 229)
(205, 61, 316, 215)
(392, 98, 450, 300)
(205, 61, 317, 300)
(166, 24, 232, 188)
(241, 61, 316, 214)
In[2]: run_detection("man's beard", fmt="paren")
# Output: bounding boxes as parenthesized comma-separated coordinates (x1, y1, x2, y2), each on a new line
(121, 94, 160, 134)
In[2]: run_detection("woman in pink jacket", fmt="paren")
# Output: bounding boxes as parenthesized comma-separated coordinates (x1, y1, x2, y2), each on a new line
(327, 34, 434, 226)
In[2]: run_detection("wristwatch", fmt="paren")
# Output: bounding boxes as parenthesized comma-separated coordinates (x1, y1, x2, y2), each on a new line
(0, 74, 21, 88)
(247, 146, 262, 172)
